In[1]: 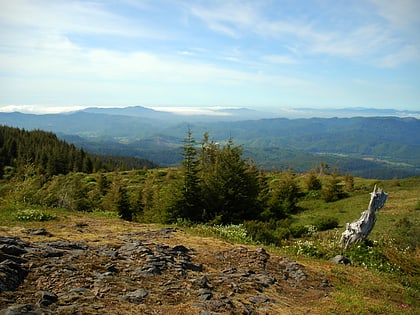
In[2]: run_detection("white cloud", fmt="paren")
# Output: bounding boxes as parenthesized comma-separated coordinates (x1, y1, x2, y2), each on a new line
(370, 0, 420, 32)
(0, 0, 167, 42)
(147, 106, 232, 116)
(0, 104, 86, 114)
(0, 0, 418, 110)
(186, 1, 418, 67)
(188, 1, 261, 38)
(310, 24, 395, 58)
(262, 54, 297, 65)
(376, 45, 420, 68)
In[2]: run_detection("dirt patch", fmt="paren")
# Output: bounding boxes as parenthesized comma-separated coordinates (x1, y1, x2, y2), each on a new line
(1, 219, 332, 314)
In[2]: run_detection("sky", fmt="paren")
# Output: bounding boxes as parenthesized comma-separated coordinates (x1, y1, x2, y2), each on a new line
(0, 0, 419, 114)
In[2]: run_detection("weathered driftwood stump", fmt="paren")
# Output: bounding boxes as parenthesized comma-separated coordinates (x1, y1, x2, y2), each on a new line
(340, 185, 387, 249)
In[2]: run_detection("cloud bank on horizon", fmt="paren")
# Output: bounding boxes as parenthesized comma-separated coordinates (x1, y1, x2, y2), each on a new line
(0, 0, 419, 114)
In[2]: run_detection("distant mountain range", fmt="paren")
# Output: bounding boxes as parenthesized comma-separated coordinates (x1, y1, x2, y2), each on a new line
(1, 106, 419, 178)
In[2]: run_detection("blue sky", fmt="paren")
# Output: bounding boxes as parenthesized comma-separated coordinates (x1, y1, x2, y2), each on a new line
(0, 0, 419, 114)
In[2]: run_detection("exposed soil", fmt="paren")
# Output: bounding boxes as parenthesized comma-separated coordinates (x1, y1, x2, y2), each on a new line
(0, 217, 333, 314)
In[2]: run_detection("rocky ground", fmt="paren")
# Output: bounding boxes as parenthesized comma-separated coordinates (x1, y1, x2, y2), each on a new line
(0, 219, 333, 314)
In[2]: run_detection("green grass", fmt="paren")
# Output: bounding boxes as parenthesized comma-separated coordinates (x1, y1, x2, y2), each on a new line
(295, 177, 420, 240)
(1, 173, 419, 314)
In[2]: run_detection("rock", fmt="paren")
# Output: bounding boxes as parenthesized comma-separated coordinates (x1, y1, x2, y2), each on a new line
(105, 263, 119, 273)
(25, 228, 52, 236)
(124, 288, 149, 304)
(0, 252, 27, 264)
(0, 244, 27, 256)
(0, 232, 330, 313)
(171, 245, 190, 254)
(39, 248, 65, 258)
(181, 260, 203, 272)
(119, 241, 141, 253)
(198, 288, 213, 301)
(0, 237, 29, 248)
(42, 240, 87, 250)
(37, 290, 58, 307)
(0, 259, 28, 292)
(249, 294, 270, 304)
(0, 303, 50, 315)
(206, 296, 234, 312)
(192, 275, 212, 289)
(331, 255, 351, 265)
(256, 247, 270, 262)
(59, 287, 89, 303)
(254, 273, 276, 287)
(284, 262, 307, 281)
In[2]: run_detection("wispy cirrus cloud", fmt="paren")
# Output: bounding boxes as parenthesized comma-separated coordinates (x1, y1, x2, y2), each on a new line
(370, 0, 420, 32)
(0, 0, 418, 111)
(0, 0, 161, 38)
(186, 1, 418, 67)
(261, 54, 297, 65)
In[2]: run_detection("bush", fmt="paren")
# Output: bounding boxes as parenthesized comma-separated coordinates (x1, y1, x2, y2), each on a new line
(295, 240, 322, 258)
(190, 224, 252, 244)
(290, 224, 309, 238)
(15, 209, 56, 222)
(346, 240, 397, 273)
(243, 220, 288, 246)
(313, 216, 339, 231)
(304, 190, 320, 200)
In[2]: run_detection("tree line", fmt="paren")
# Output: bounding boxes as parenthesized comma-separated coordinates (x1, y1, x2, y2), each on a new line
(1, 127, 355, 244)
(164, 131, 352, 225)
(0, 125, 156, 179)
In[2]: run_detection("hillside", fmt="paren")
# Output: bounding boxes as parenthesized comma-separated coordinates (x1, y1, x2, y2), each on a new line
(0, 125, 157, 178)
(0, 219, 330, 314)
(0, 174, 419, 314)
(1, 108, 419, 178)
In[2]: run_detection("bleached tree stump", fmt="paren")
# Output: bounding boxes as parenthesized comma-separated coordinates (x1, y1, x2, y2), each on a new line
(340, 185, 388, 249)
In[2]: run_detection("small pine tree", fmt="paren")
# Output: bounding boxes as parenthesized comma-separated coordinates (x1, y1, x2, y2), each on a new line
(321, 171, 345, 202)
(117, 186, 132, 221)
(305, 172, 322, 191)
(179, 129, 202, 221)
(132, 190, 145, 221)
(262, 170, 301, 220)
(344, 172, 354, 192)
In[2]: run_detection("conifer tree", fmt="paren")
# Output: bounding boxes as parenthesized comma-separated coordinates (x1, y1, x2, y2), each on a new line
(321, 170, 345, 202)
(305, 171, 322, 191)
(199, 135, 259, 224)
(178, 129, 202, 221)
(344, 172, 354, 192)
(117, 186, 132, 221)
(261, 170, 300, 220)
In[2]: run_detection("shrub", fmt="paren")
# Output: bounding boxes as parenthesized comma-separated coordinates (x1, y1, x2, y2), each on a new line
(243, 220, 287, 246)
(295, 240, 322, 258)
(304, 190, 320, 200)
(15, 209, 56, 222)
(189, 224, 253, 244)
(290, 224, 309, 238)
(313, 216, 339, 231)
(346, 240, 398, 273)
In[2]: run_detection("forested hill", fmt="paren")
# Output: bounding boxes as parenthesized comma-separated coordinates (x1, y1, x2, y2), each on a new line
(1, 109, 420, 178)
(0, 125, 157, 178)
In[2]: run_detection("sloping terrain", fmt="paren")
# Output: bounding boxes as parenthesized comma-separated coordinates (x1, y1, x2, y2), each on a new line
(0, 218, 331, 314)
(1, 110, 419, 178)
(1, 211, 417, 315)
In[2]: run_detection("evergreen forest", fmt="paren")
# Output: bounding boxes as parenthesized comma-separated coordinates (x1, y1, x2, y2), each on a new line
(0, 125, 157, 179)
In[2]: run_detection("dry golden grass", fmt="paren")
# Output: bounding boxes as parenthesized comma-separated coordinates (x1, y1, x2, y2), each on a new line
(2, 209, 418, 314)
